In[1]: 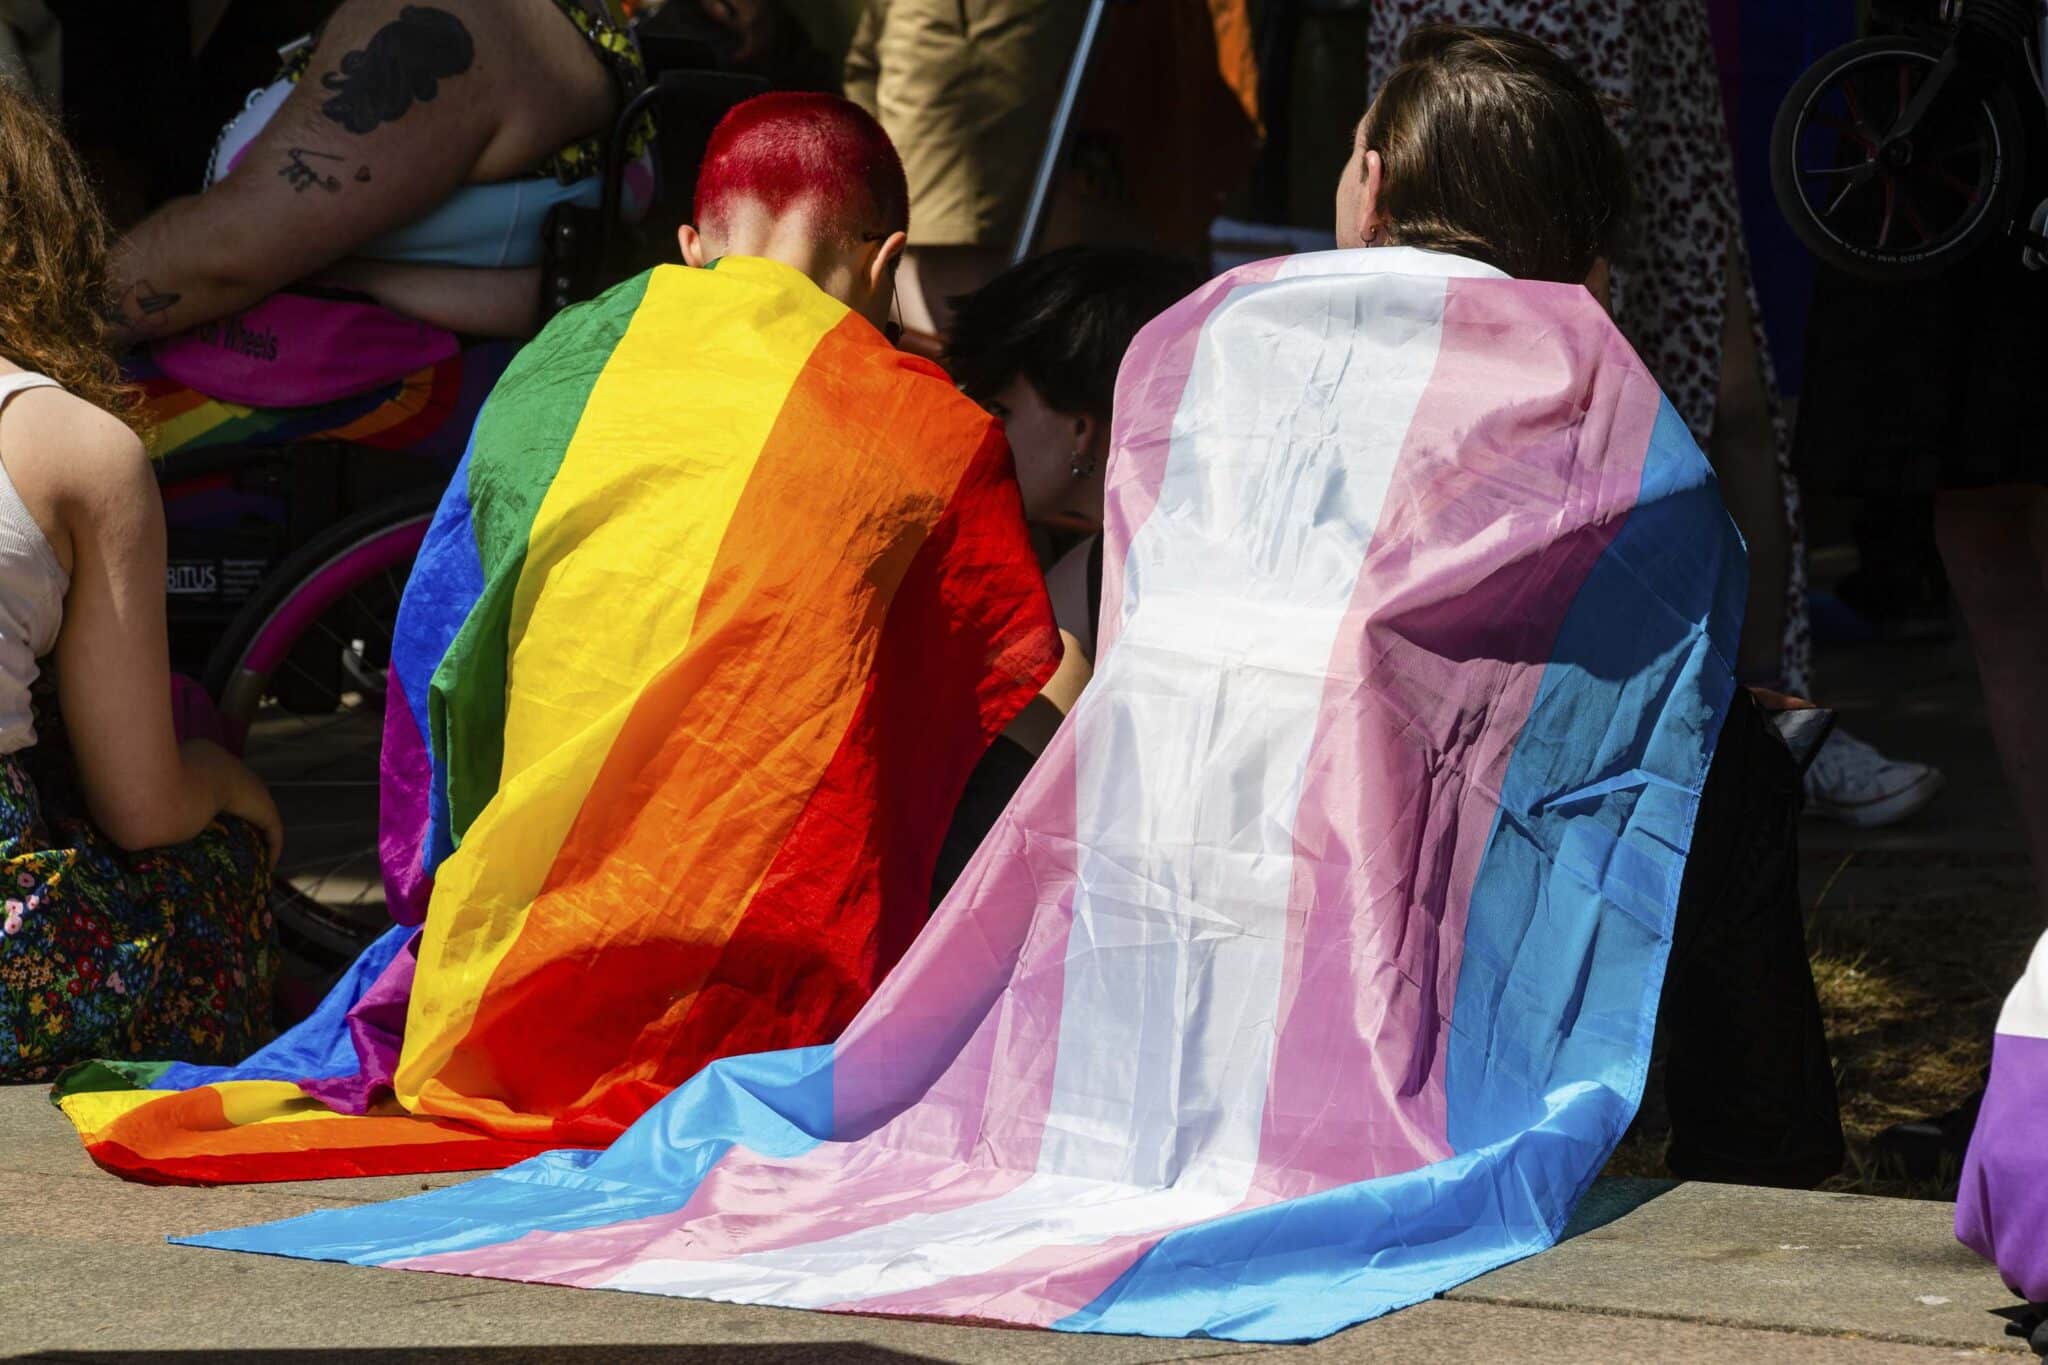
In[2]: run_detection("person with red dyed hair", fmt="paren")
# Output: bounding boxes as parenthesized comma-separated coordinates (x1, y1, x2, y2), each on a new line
(678, 91, 1079, 769)
(332, 91, 1061, 1137)
(677, 88, 907, 312)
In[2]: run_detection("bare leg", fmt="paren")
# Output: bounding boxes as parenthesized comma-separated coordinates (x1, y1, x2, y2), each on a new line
(1936, 483, 2048, 907)
(1708, 250, 1793, 683)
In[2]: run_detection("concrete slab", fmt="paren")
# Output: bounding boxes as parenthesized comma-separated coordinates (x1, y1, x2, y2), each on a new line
(1451, 1180, 2027, 1353)
(0, 1236, 1257, 1362)
(4, 1085, 2030, 1360)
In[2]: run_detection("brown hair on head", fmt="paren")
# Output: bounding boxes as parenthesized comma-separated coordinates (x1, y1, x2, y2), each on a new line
(0, 84, 139, 429)
(1359, 24, 1633, 284)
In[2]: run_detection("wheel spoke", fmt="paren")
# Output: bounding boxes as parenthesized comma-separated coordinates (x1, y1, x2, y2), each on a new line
(1878, 176, 1897, 249)
(1822, 173, 1872, 218)
(1841, 78, 1877, 142)
(1816, 111, 1877, 150)
(1897, 184, 1933, 245)
(1932, 166, 1984, 204)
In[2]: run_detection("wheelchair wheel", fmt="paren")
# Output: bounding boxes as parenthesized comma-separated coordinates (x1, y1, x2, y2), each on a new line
(1772, 36, 2024, 281)
(201, 490, 437, 973)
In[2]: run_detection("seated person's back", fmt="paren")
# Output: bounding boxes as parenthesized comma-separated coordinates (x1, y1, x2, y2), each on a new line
(359, 91, 1061, 1148)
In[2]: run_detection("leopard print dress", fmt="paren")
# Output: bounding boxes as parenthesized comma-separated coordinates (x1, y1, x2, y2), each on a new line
(1372, 0, 1813, 692)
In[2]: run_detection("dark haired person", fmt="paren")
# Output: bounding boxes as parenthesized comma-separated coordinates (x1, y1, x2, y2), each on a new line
(947, 247, 1208, 659)
(1371, 1, 1939, 830)
(929, 246, 1205, 900)
(1334, 24, 1842, 1186)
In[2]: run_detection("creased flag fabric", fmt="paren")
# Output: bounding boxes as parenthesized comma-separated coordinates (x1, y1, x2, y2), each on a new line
(175, 248, 1744, 1342)
(54, 257, 1059, 1185)
(1958, 930, 2048, 1300)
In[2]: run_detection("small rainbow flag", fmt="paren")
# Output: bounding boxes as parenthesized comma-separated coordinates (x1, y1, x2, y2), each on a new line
(173, 249, 1745, 1341)
(56, 257, 1058, 1184)
(134, 343, 513, 463)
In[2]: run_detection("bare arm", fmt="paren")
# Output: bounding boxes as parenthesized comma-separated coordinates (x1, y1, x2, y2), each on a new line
(312, 258, 541, 338)
(1001, 629, 1092, 757)
(41, 402, 280, 858)
(108, 0, 614, 346)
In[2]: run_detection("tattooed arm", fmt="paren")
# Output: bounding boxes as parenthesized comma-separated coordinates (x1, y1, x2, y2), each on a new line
(107, 0, 614, 347)
(311, 259, 542, 337)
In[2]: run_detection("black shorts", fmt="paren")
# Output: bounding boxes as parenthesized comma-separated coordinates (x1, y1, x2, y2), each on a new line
(1797, 248, 2048, 497)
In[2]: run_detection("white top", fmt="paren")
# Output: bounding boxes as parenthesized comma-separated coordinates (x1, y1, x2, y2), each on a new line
(0, 371, 69, 754)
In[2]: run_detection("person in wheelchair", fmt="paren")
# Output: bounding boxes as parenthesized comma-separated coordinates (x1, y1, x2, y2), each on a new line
(0, 87, 282, 1082)
(104, 0, 651, 458)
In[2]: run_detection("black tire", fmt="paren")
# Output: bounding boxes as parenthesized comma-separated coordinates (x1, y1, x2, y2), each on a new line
(1771, 36, 2025, 281)
(201, 488, 441, 720)
(203, 491, 441, 1019)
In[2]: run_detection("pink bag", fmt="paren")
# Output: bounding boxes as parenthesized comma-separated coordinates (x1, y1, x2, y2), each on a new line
(150, 291, 459, 409)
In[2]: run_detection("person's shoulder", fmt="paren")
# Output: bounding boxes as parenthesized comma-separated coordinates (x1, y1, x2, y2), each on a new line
(0, 381, 149, 490)
(862, 343, 999, 436)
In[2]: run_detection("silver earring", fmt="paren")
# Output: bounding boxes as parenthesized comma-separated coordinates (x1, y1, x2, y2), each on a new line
(1070, 450, 1097, 478)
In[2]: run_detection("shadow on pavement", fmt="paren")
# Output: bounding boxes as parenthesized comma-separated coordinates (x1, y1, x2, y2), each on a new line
(1559, 1176, 1678, 1240)
(18, 1349, 949, 1364)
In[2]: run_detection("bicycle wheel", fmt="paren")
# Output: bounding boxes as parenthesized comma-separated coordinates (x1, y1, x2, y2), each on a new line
(202, 490, 438, 965)
(1772, 36, 2024, 281)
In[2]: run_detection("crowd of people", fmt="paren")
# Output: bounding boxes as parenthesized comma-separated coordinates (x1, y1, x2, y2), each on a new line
(0, 0, 2044, 1326)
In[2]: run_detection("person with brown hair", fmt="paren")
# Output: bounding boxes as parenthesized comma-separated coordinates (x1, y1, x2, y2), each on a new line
(0, 85, 281, 1081)
(1370, 1, 1942, 831)
(1340, 23, 1843, 1185)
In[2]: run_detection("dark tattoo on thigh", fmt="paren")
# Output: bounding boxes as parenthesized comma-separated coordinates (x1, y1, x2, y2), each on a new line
(319, 5, 476, 135)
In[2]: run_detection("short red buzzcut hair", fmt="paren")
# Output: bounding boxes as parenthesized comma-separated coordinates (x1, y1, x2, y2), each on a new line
(692, 92, 910, 244)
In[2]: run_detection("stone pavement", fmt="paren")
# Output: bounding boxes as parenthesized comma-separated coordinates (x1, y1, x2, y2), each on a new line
(0, 1087, 2032, 1362)
(5, 617, 2034, 1361)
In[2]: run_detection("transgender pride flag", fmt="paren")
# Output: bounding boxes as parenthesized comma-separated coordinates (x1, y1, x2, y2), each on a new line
(182, 249, 1746, 1342)
(1959, 932, 2048, 1301)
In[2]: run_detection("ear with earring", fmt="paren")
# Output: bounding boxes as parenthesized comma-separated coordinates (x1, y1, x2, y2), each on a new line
(1070, 448, 1098, 479)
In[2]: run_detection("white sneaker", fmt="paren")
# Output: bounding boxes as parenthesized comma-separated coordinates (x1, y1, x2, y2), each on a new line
(1803, 728, 1945, 827)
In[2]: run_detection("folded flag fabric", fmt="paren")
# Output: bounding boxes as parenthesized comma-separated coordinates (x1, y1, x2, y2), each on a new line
(134, 341, 513, 463)
(178, 247, 1745, 1342)
(1958, 930, 2048, 1300)
(55, 257, 1059, 1185)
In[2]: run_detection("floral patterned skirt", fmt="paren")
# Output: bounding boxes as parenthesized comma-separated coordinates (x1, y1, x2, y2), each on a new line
(0, 744, 274, 1083)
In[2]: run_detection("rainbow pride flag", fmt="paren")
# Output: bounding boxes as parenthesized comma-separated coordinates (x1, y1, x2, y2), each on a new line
(173, 249, 1746, 1339)
(1959, 931, 2048, 1300)
(56, 257, 1058, 1184)
(133, 343, 513, 463)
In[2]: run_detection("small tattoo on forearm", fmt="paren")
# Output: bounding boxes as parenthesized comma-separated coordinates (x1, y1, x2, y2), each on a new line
(280, 147, 347, 193)
(319, 6, 475, 135)
(108, 280, 182, 336)
(136, 283, 182, 317)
